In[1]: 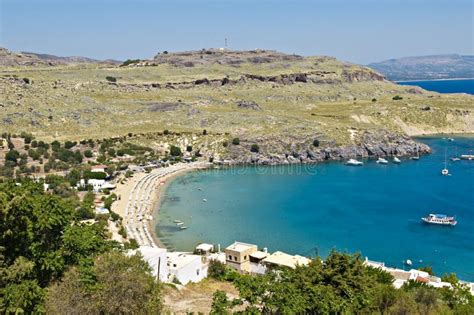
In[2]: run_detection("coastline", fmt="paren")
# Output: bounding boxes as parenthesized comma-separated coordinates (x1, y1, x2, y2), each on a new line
(113, 161, 211, 249)
(115, 131, 473, 250)
(395, 77, 474, 83)
(148, 163, 209, 249)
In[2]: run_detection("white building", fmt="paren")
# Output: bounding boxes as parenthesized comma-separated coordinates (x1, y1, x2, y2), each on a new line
(167, 252, 208, 285)
(262, 251, 311, 269)
(128, 246, 169, 282)
(91, 165, 108, 173)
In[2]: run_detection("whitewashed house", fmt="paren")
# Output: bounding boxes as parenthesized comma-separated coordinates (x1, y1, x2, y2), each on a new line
(128, 246, 169, 282)
(167, 252, 208, 285)
(91, 164, 108, 173)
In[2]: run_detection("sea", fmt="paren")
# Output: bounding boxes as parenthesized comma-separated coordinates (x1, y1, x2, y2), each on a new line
(397, 78, 474, 95)
(155, 79, 474, 280)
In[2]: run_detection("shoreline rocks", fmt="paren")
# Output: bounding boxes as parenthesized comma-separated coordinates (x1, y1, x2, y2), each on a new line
(219, 132, 431, 166)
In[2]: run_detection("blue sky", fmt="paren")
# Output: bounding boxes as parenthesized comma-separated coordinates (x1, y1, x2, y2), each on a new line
(0, 0, 472, 64)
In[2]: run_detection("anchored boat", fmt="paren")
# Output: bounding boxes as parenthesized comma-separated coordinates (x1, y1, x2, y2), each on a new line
(421, 214, 457, 226)
(346, 159, 363, 166)
(376, 157, 388, 164)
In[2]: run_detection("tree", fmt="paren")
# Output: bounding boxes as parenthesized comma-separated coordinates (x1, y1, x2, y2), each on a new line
(169, 145, 182, 157)
(186, 145, 193, 152)
(45, 252, 163, 314)
(64, 141, 76, 149)
(203, 129, 207, 135)
(232, 138, 240, 145)
(392, 95, 403, 100)
(313, 139, 320, 147)
(84, 150, 93, 158)
(5, 150, 20, 165)
(211, 290, 232, 314)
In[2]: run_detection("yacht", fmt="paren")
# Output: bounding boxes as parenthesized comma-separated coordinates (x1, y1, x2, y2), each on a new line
(376, 157, 388, 164)
(346, 159, 363, 166)
(461, 154, 474, 160)
(421, 214, 457, 226)
(393, 157, 401, 164)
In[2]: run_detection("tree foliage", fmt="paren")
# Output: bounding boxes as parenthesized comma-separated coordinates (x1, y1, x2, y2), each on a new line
(45, 251, 163, 314)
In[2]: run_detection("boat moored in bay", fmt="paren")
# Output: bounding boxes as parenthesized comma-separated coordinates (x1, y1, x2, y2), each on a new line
(421, 214, 457, 226)
(346, 159, 363, 166)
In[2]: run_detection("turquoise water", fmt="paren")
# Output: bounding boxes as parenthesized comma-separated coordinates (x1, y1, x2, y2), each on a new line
(156, 137, 474, 280)
(398, 79, 474, 95)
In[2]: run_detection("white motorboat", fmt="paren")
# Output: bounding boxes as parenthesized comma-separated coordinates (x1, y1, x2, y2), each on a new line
(461, 154, 474, 160)
(376, 157, 388, 164)
(393, 157, 401, 164)
(441, 150, 450, 176)
(346, 159, 363, 166)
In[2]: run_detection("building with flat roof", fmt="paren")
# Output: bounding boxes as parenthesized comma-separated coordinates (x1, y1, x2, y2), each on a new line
(167, 252, 208, 285)
(225, 241, 258, 273)
(262, 251, 311, 269)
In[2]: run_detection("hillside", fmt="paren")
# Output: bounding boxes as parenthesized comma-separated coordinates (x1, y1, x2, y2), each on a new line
(368, 54, 474, 81)
(1, 48, 473, 163)
(0, 47, 119, 67)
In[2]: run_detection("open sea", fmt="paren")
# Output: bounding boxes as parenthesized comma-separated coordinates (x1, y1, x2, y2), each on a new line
(397, 79, 474, 95)
(156, 136, 474, 280)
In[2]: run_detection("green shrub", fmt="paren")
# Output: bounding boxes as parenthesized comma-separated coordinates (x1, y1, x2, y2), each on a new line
(105, 76, 117, 83)
(232, 138, 240, 145)
(392, 95, 403, 100)
(250, 144, 260, 153)
(313, 139, 320, 147)
(84, 150, 93, 158)
(169, 145, 182, 157)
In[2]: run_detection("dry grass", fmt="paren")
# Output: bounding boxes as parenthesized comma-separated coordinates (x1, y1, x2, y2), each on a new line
(1, 56, 472, 146)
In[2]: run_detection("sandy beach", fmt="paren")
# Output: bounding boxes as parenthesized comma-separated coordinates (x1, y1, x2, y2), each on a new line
(112, 162, 210, 248)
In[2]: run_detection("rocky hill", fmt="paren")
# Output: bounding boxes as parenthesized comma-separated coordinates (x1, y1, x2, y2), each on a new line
(0, 47, 120, 67)
(0, 48, 472, 164)
(368, 54, 474, 81)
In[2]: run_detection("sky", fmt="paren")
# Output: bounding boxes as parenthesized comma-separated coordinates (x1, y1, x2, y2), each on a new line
(0, 0, 472, 64)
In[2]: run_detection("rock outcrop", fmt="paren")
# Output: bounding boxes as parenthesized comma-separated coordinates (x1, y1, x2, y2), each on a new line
(221, 131, 430, 165)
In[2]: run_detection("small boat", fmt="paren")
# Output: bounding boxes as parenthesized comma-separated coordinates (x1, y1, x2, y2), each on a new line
(179, 226, 188, 230)
(173, 219, 183, 223)
(203, 198, 207, 202)
(441, 149, 450, 176)
(346, 159, 363, 166)
(405, 259, 413, 266)
(376, 157, 388, 164)
(411, 156, 420, 161)
(451, 157, 461, 162)
(421, 213, 457, 226)
(460, 154, 474, 160)
(448, 138, 454, 142)
(393, 157, 401, 164)
(176, 222, 184, 226)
